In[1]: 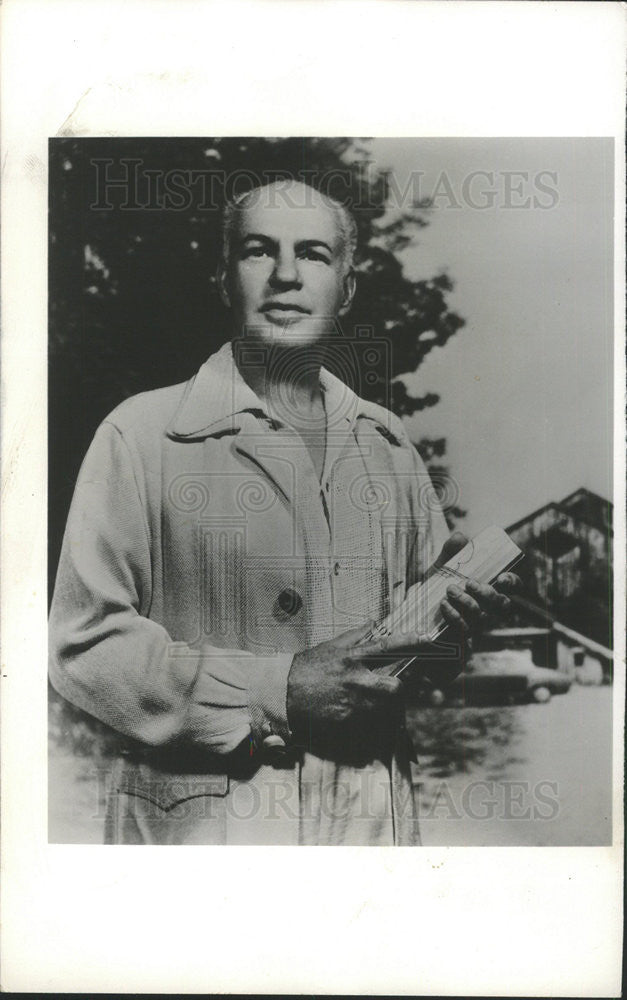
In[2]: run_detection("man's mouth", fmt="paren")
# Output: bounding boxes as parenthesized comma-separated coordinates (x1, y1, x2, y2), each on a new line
(261, 302, 310, 320)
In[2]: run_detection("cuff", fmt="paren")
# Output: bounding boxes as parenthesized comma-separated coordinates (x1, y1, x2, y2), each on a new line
(245, 652, 294, 749)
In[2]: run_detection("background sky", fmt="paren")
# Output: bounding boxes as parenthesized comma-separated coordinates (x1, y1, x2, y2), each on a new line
(370, 138, 614, 535)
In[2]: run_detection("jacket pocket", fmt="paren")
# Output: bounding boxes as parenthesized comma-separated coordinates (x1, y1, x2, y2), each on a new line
(115, 760, 229, 812)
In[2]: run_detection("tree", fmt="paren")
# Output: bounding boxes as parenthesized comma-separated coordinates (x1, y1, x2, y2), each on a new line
(49, 137, 466, 595)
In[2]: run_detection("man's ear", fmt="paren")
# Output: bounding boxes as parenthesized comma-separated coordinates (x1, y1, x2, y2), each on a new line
(217, 261, 231, 308)
(338, 268, 356, 316)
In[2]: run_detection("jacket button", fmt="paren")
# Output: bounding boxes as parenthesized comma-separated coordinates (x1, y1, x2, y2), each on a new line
(275, 587, 303, 616)
(333, 562, 341, 576)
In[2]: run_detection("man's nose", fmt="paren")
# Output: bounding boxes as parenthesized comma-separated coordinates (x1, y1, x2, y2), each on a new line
(270, 250, 302, 287)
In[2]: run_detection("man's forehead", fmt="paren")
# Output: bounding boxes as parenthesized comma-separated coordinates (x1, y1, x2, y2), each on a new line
(235, 187, 341, 245)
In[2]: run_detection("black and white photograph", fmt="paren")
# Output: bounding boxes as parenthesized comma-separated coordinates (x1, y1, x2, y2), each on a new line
(2, 2, 624, 995)
(48, 137, 614, 847)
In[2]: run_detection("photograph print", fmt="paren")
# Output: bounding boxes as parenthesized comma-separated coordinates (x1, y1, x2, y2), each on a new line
(48, 136, 614, 846)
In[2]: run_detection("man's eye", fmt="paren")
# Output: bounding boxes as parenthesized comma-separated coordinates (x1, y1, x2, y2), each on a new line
(299, 248, 330, 264)
(242, 246, 268, 259)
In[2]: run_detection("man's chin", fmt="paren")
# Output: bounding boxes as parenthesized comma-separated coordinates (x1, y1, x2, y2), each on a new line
(239, 319, 333, 348)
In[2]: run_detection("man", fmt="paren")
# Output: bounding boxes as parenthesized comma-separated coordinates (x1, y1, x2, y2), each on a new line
(49, 179, 516, 845)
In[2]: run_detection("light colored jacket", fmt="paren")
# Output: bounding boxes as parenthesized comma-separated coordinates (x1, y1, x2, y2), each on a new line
(49, 341, 450, 845)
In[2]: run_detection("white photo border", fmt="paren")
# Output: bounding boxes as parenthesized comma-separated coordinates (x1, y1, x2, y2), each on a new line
(1, 1, 625, 995)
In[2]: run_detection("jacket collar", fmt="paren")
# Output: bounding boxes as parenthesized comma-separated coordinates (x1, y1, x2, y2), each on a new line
(166, 340, 401, 442)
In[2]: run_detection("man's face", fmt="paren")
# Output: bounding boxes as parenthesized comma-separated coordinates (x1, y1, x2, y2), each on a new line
(220, 185, 355, 348)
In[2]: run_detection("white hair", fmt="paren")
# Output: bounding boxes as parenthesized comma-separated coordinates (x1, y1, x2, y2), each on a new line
(221, 179, 358, 274)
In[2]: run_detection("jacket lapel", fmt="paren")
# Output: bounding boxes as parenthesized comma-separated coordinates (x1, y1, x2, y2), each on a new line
(232, 414, 300, 507)
(165, 340, 405, 519)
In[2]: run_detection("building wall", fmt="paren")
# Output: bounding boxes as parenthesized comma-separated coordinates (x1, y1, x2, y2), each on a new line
(510, 505, 559, 548)
(510, 503, 610, 604)
(525, 547, 553, 603)
(555, 545, 581, 599)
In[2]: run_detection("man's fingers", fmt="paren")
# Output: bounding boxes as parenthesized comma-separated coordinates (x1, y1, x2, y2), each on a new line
(363, 671, 403, 696)
(329, 569, 518, 661)
(493, 571, 521, 594)
(332, 620, 377, 650)
(346, 629, 441, 662)
(445, 585, 483, 623)
(440, 599, 471, 633)
(434, 531, 469, 569)
(465, 579, 511, 612)
(344, 666, 403, 700)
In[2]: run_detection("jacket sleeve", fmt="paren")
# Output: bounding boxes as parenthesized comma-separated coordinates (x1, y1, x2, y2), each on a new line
(48, 421, 293, 752)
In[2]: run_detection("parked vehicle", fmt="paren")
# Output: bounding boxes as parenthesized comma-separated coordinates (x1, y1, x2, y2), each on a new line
(427, 649, 572, 706)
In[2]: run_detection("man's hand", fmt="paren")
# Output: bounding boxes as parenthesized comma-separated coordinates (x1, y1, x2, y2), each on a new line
(435, 531, 521, 640)
(286, 622, 438, 764)
(396, 532, 522, 697)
